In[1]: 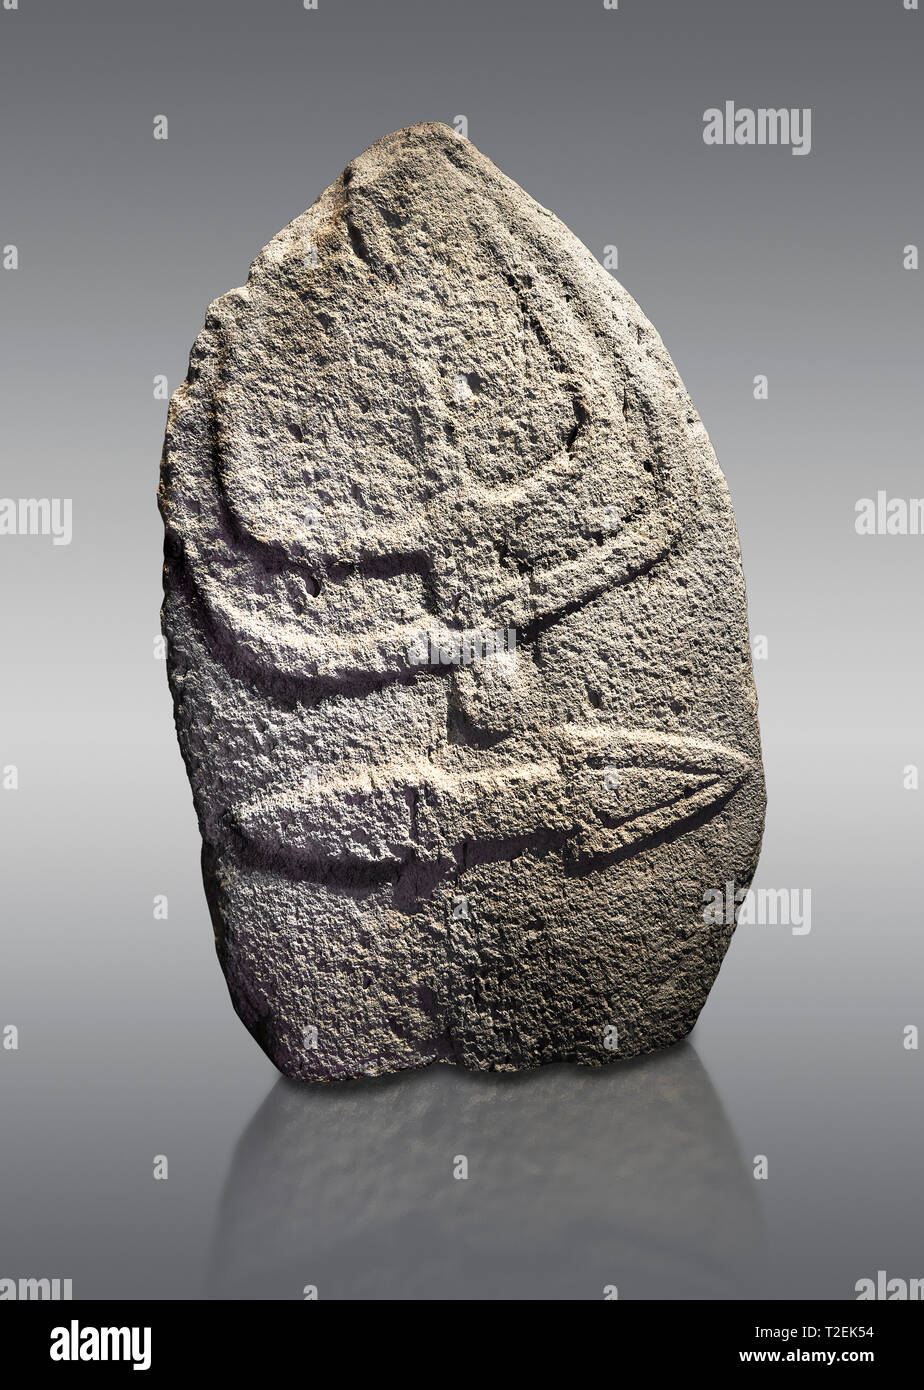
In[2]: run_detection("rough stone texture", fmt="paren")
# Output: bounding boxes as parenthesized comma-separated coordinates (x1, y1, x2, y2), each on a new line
(159, 122, 766, 1082)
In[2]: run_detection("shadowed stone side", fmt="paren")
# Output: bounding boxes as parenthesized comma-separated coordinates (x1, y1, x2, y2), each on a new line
(159, 122, 766, 1081)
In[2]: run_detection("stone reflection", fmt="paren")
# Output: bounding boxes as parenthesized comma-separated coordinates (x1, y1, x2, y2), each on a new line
(208, 1041, 763, 1299)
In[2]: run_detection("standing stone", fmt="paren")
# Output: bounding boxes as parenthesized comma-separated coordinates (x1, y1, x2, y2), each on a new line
(159, 122, 766, 1081)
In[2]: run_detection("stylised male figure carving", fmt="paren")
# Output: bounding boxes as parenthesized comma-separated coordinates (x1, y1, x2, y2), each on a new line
(160, 124, 766, 1080)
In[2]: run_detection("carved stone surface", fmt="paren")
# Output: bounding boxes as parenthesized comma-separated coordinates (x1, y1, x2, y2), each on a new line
(159, 122, 766, 1081)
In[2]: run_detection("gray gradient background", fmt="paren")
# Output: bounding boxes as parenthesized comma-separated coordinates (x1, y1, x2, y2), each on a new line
(1, 0, 922, 1300)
